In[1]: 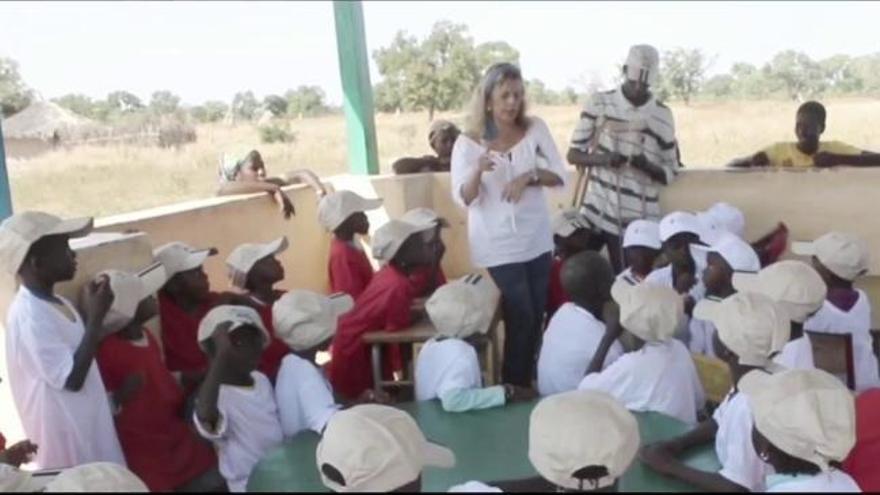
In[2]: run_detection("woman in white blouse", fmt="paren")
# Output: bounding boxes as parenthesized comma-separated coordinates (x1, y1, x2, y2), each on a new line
(450, 63, 567, 387)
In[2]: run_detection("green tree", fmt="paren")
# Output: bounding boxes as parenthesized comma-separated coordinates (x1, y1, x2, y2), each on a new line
(659, 48, 711, 104)
(190, 100, 228, 123)
(285, 86, 328, 117)
(262, 94, 288, 117)
(702, 74, 734, 98)
(764, 51, 826, 101)
(149, 90, 181, 114)
(232, 91, 259, 120)
(849, 53, 880, 94)
(107, 91, 144, 113)
(475, 41, 520, 73)
(0, 57, 33, 117)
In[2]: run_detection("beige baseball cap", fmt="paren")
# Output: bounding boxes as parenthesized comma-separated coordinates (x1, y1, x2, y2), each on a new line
(401, 207, 449, 229)
(317, 190, 383, 232)
(552, 208, 594, 238)
(791, 231, 870, 281)
(0, 211, 93, 275)
(196, 304, 270, 350)
(611, 280, 683, 343)
(690, 231, 761, 273)
(426, 274, 493, 339)
(732, 260, 827, 323)
(739, 368, 856, 472)
(225, 236, 289, 289)
(371, 219, 433, 263)
(153, 241, 217, 279)
(272, 290, 354, 352)
(529, 390, 640, 490)
(623, 219, 661, 250)
(693, 291, 790, 367)
(658, 211, 701, 243)
(44, 462, 148, 492)
(316, 404, 455, 492)
(624, 44, 660, 86)
(91, 262, 168, 332)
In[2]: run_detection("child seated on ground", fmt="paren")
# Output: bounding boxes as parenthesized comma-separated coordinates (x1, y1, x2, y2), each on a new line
(93, 265, 221, 492)
(316, 404, 455, 492)
(225, 236, 293, 381)
(528, 390, 640, 492)
(843, 389, 880, 492)
(217, 148, 327, 219)
(640, 291, 791, 492)
(793, 231, 880, 391)
(741, 368, 860, 492)
(402, 207, 449, 297)
(193, 305, 283, 493)
(392, 120, 461, 175)
(729, 101, 880, 168)
(547, 208, 603, 318)
(318, 190, 384, 299)
(687, 232, 761, 357)
(415, 275, 536, 411)
(578, 282, 705, 424)
(538, 251, 622, 396)
(329, 219, 435, 400)
(618, 219, 661, 285)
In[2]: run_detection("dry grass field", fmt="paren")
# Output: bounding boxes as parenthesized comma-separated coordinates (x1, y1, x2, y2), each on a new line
(9, 97, 880, 218)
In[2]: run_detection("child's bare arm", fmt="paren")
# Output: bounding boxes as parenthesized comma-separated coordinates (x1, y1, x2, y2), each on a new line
(67, 277, 113, 391)
(195, 324, 233, 432)
(216, 180, 279, 196)
(814, 151, 880, 168)
(280, 169, 327, 197)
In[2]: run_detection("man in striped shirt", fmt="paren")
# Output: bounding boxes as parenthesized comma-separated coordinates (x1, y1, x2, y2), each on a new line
(567, 44, 681, 272)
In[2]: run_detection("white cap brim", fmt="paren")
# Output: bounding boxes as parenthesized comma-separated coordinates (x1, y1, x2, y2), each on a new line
(178, 249, 215, 273)
(423, 441, 456, 469)
(692, 298, 722, 321)
(137, 262, 168, 298)
(48, 216, 94, 238)
(328, 292, 355, 317)
(731, 272, 761, 293)
(790, 241, 816, 256)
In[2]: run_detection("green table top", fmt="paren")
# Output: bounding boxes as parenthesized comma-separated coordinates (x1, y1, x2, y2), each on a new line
(247, 400, 720, 492)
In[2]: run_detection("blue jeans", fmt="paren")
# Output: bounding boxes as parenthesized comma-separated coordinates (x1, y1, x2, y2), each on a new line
(487, 251, 553, 387)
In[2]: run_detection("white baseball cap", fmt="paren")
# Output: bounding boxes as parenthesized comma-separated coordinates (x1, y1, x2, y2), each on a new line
(316, 404, 455, 492)
(272, 290, 354, 352)
(197, 305, 270, 350)
(732, 260, 827, 323)
(690, 231, 761, 273)
(707, 202, 746, 239)
(0, 211, 93, 275)
(153, 242, 217, 279)
(624, 44, 660, 86)
(91, 262, 167, 332)
(529, 390, 640, 490)
(658, 211, 702, 243)
(740, 368, 856, 472)
(317, 190, 383, 232)
(693, 291, 790, 367)
(225, 236, 289, 289)
(0, 464, 39, 492)
(401, 207, 449, 229)
(611, 280, 683, 343)
(696, 211, 724, 246)
(371, 219, 433, 263)
(552, 208, 594, 238)
(426, 274, 493, 339)
(791, 232, 870, 281)
(44, 462, 148, 492)
(623, 219, 661, 250)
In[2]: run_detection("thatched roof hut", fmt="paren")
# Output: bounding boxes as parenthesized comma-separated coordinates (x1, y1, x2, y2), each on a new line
(3, 100, 102, 141)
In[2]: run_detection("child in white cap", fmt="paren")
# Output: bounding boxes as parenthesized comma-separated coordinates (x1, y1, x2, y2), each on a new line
(91, 264, 222, 492)
(687, 232, 761, 357)
(316, 404, 456, 492)
(402, 207, 450, 297)
(705, 202, 746, 240)
(416, 275, 536, 411)
(329, 219, 435, 400)
(0, 211, 126, 469)
(318, 190, 383, 299)
(272, 290, 354, 437)
(740, 368, 860, 492)
(225, 236, 292, 381)
(641, 291, 790, 492)
(547, 208, 602, 318)
(193, 305, 282, 492)
(618, 219, 661, 285)
(44, 462, 149, 492)
(538, 251, 623, 396)
(577, 282, 705, 424)
(793, 231, 880, 392)
(529, 390, 640, 491)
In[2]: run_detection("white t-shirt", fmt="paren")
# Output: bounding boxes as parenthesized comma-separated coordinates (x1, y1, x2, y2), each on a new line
(766, 470, 861, 493)
(275, 354, 340, 437)
(689, 318, 718, 358)
(537, 303, 623, 396)
(577, 339, 705, 424)
(616, 267, 644, 285)
(448, 481, 503, 492)
(774, 336, 813, 369)
(450, 117, 568, 268)
(415, 338, 483, 400)
(804, 293, 880, 392)
(5, 287, 125, 469)
(713, 390, 768, 491)
(194, 371, 283, 492)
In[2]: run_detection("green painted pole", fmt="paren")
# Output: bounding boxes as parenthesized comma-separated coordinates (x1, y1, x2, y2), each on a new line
(0, 121, 12, 220)
(333, 0, 379, 175)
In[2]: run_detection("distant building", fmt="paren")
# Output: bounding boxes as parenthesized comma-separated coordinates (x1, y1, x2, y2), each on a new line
(2, 100, 102, 160)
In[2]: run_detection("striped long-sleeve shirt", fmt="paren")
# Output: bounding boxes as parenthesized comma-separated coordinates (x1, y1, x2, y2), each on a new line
(570, 88, 680, 235)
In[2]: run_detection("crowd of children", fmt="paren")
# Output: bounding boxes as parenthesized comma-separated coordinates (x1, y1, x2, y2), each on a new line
(1, 178, 879, 492)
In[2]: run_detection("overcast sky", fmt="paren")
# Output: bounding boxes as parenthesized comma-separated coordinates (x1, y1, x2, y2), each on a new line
(2, 1, 879, 106)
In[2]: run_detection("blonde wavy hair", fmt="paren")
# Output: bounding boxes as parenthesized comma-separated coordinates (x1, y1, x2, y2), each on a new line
(463, 62, 529, 142)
